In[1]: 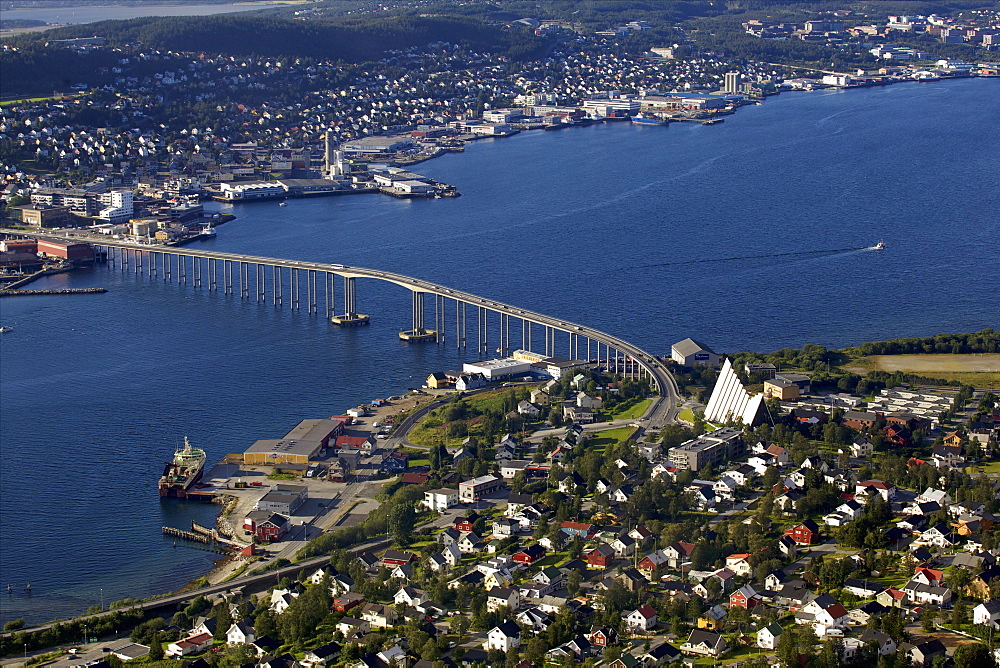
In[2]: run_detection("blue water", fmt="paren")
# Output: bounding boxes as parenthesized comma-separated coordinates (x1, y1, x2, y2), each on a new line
(1, 77, 998, 625)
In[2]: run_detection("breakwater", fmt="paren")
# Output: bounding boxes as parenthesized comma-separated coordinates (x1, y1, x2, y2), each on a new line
(0, 287, 107, 297)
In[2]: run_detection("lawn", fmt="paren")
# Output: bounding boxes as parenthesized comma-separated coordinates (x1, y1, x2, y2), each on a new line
(719, 644, 770, 665)
(678, 408, 696, 424)
(610, 398, 653, 420)
(966, 461, 1000, 476)
(587, 426, 638, 454)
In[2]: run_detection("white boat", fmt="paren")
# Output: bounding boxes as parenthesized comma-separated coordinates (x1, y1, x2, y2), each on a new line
(202, 225, 217, 237)
(874, 241, 885, 250)
(0, 326, 11, 333)
(278, 202, 288, 207)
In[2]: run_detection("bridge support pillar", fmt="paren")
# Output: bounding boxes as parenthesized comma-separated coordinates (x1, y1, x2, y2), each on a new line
(307, 270, 317, 314)
(240, 262, 249, 299)
(331, 276, 369, 326)
(324, 272, 333, 318)
(273, 265, 282, 306)
(400, 291, 435, 341)
(256, 264, 265, 302)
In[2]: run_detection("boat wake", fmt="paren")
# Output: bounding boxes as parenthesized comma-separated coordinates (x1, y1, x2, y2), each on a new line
(631, 246, 875, 271)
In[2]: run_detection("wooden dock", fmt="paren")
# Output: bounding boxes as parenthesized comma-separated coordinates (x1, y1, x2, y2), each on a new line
(162, 520, 250, 554)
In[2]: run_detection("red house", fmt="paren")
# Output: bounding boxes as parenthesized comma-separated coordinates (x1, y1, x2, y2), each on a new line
(243, 511, 290, 543)
(729, 585, 762, 609)
(381, 550, 417, 568)
(589, 625, 618, 647)
(513, 544, 546, 565)
(332, 593, 365, 612)
(884, 423, 912, 447)
(584, 544, 615, 569)
(784, 519, 821, 545)
(455, 512, 480, 533)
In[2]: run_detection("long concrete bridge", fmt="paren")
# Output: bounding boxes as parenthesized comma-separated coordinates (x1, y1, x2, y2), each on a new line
(6, 231, 680, 423)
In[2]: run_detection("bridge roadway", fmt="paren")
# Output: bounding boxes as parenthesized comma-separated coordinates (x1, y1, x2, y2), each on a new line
(4, 230, 679, 424)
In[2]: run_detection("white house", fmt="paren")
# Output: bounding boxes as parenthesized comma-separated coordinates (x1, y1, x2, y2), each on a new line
(423, 488, 459, 512)
(487, 587, 520, 612)
(973, 600, 1000, 629)
(625, 604, 658, 631)
(681, 630, 727, 656)
(269, 588, 299, 614)
(226, 621, 254, 645)
(484, 621, 522, 652)
(394, 586, 427, 607)
(725, 554, 753, 577)
(757, 623, 783, 649)
(916, 487, 953, 506)
(799, 594, 850, 634)
(166, 633, 213, 658)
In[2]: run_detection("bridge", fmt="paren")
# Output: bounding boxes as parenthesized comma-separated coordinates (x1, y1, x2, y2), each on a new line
(5, 230, 680, 424)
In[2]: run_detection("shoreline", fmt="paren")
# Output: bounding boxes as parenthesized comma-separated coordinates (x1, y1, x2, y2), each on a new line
(3, 74, 996, 636)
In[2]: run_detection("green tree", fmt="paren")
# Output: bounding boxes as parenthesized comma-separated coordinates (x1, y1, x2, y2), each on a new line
(776, 623, 799, 668)
(2, 619, 25, 633)
(147, 632, 164, 661)
(921, 605, 938, 632)
(566, 570, 582, 598)
(951, 600, 968, 628)
(220, 642, 258, 667)
(213, 603, 233, 640)
(388, 502, 416, 547)
(953, 642, 991, 668)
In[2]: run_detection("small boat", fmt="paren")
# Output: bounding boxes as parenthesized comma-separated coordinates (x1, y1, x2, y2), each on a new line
(874, 241, 885, 250)
(0, 326, 11, 333)
(278, 201, 288, 207)
(201, 225, 217, 238)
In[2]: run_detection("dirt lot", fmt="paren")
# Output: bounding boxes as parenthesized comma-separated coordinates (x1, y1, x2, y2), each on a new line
(870, 353, 1000, 372)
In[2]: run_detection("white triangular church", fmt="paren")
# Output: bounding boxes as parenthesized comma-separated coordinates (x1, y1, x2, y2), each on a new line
(704, 358, 767, 425)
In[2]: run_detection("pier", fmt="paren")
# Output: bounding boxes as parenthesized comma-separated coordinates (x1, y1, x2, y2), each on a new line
(0, 229, 680, 422)
(162, 520, 249, 554)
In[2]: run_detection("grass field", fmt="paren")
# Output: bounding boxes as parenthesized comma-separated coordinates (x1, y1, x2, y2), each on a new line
(843, 353, 1000, 388)
(966, 462, 1000, 476)
(870, 353, 1000, 372)
(610, 398, 652, 420)
(406, 388, 524, 447)
(586, 426, 637, 454)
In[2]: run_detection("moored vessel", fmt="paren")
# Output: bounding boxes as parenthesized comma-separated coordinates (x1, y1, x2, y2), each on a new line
(631, 115, 667, 126)
(158, 437, 206, 498)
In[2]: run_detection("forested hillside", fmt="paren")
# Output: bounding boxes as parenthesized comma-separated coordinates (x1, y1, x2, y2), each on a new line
(7, 14, 546, 61)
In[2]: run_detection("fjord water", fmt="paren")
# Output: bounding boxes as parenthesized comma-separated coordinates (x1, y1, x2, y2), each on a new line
(1, 78, 997, 625)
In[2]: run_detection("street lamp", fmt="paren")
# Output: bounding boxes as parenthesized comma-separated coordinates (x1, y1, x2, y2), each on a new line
(100, 588, 104, 611)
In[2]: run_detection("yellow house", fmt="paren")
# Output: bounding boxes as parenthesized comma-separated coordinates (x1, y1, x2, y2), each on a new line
(764, 378, 800, 401)
(698, 613, 724, 630)
(943, 431, 963, 447)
